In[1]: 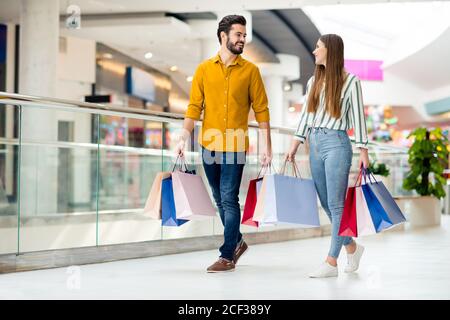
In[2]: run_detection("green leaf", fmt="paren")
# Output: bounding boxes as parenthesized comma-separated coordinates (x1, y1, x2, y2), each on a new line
(403, 127, 449, 199)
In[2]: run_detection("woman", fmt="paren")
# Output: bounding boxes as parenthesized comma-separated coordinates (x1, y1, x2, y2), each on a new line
(285, 34, 369, 278)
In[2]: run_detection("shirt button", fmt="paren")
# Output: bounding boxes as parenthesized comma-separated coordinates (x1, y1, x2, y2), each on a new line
(224, 118, 226, 121)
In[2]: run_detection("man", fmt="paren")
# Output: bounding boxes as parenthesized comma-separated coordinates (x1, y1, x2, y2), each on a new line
(175, 15, 272, 273)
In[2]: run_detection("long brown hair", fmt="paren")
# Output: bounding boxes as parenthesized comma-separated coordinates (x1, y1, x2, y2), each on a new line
(307, 34, 346, 118)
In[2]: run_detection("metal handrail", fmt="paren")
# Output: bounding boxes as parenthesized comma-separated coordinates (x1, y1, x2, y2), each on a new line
(0, 91, 293, 131)
(0, 91, 408, 152)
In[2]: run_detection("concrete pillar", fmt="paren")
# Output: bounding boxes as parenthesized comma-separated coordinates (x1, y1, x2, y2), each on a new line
(19, 0, 59, 97)
(263, 75, 284, 127)
(5, 24, 16, 196)
(259, 54, 300, 126)
(200, 37, 219, 61)
(19, 0, 59, 216)
(258, 54, 300, 156)
(283, 82, 304, 128)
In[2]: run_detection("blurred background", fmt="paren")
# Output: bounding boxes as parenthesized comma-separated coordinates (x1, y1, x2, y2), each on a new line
(0, 0, 449, 256)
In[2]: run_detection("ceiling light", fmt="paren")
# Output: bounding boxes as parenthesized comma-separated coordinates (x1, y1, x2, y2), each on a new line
(283, 82, 292, 92)
(186, 76, 193, 82)
(102, 53, 113, 59)
(170, 65, 178, 72)
(144, 52, 153, 59)
(288, 106, 296, 112)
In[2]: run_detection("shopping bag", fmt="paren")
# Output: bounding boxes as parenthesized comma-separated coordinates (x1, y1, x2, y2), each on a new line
(253, 174, 277, 225)
(161, 176, 188, 227)
(276, 161, 319, 226)
(241, 166, 273, 227)
(172, 170, 216, 220)
(143, 172, 171, 219)
(365, 174, 406, 226)
(253, 161, 320, 227)
(255, 180, 276, 227)
(241, 177, 263, 227)
(273, 174, 319, 226)
(338, 186, 358, 237)
(362, 182, 394, 232)
(356, 183, 377, 236)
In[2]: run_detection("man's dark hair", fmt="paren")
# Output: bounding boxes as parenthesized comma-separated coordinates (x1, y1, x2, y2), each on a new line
(217, 15, 246, 44)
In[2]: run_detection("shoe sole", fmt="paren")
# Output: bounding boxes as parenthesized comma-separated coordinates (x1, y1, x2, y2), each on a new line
(207, 268, 236, 273)
(309, 273, 338, 278)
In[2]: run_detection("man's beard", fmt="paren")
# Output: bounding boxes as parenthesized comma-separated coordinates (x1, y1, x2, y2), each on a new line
(226, 38, 244, 54)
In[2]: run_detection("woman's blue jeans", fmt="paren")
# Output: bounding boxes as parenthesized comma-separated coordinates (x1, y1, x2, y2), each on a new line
(308, 127, 354, 258)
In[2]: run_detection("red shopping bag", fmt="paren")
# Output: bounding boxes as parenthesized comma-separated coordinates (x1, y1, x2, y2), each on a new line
(339, 168, 365, 237)
(241, 177, 263, 227)
(339, 186, 358, 237)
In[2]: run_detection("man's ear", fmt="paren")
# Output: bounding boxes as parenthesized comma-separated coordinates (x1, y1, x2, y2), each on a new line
(220, 31, 227, 43)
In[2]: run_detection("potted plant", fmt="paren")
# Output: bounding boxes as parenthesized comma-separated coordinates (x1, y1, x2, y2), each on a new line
(401, 127, 449, 227)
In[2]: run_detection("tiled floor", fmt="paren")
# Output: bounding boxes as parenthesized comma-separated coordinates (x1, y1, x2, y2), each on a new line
(1, 216, 449, 300)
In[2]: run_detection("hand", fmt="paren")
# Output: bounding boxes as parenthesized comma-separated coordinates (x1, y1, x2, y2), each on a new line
(175, 139, 186, 158)
(260, 148, 272, 167)
(174, 128, 191, 158)
(358, 148, 370, 169)
(257, 124, 272, 167)
(285, 139, 300, 162)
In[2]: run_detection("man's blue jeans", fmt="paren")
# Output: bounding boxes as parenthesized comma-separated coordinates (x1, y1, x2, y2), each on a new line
(202, 147, 246, 261)
(309, 127, 354, 258)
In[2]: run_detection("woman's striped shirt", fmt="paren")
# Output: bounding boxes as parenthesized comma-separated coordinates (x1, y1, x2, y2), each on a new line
(294, 73, 369, 149)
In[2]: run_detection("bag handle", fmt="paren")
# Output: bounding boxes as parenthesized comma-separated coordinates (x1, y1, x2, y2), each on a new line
(365, 168, 379, 184)
(171, 154, 190, 172)
(256, 164, 269, 178)
(256, 162, 276, 178)
(279, 159, 302, 179)
(293, 161, 303, 179)
(353, 166, 365, 187)
(353, 165, 374, 187)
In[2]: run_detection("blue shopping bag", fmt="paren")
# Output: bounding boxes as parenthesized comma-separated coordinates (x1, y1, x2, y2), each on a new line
(161, 176, 188, 227)
(255, 161, 319, 227)
(274, 174, 320, 227)
(365, 174, 406, 226)
(361, 183, 393, 232)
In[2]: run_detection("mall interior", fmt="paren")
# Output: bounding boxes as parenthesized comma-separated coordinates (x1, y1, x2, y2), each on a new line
(0, 0, 449, 300)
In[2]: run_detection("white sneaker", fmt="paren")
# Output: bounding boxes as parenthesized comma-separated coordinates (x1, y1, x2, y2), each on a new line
(308, 262, 338, 278)
(345, 243, 365, 273)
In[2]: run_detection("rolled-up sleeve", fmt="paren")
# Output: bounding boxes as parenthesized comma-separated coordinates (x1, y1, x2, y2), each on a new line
(250, 67, 270, 123)
(185, 64, 205, 120)
(294, 77, 313, 143)
(350, 78, 369, 149)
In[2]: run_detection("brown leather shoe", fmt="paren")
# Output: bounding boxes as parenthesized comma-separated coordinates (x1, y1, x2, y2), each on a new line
(207, 258, 235, 273)
(233, 240, 248, 264)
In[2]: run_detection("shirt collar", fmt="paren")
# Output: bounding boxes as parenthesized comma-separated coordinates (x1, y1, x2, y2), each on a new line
(212, 53, 243, 66)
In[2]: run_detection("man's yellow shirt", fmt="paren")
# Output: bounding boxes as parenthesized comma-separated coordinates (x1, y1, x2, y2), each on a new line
(185, 53, 270, 152)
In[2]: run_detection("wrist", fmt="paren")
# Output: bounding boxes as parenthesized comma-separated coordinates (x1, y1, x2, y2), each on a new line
(290, 144, 299, 153)
(177, 129, 191, 143)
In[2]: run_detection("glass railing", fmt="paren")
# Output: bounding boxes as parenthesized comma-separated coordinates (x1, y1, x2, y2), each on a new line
(0, 92, 411, 255)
